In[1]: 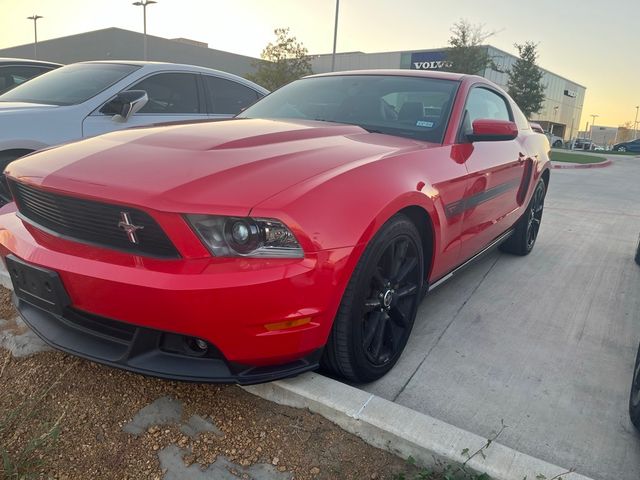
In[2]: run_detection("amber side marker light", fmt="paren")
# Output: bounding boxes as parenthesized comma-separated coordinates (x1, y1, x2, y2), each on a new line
(264, 317, 312, 332)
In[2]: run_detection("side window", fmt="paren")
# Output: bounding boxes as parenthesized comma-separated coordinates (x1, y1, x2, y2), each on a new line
(466, 87, 511, 124)
(129, 73, 201, 114)
(204, 76, 261, 115)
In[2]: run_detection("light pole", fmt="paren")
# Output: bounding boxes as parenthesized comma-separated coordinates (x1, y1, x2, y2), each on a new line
(132, 0, 156, 60)
(27, 15, 43, 60)
(330, 0, 340, 72)
(589, 114, 599, 140)
(634, 105, 639, 140)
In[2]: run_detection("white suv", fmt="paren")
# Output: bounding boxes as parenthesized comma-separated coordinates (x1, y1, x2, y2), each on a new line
(0, 61, 268, 201)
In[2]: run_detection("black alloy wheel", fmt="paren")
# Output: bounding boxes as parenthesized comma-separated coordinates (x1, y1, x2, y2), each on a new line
(361, 235, 421, 366)
(526, 181, 546, 250)
(630, 344, 640, 429)
(500, 179, 547, 256)
(322, 214, 424, 383)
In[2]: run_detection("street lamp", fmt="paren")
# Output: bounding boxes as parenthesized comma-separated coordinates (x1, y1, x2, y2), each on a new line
(330, 0, 340, 72)
(634, 105, 639, 140)
(132, 0, 156, 60)
(589, 114, 599, 140)
(26, 15, 43, 60)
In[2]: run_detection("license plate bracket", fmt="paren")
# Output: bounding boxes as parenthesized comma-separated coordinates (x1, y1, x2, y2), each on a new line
(5, 255, 70, 315)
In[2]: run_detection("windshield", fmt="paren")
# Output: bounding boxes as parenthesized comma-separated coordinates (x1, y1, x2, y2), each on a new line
(0, 63, 140, 106)
(239, 75, 459, 143)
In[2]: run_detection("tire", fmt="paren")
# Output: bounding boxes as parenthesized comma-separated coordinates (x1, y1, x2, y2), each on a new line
(553, 140, 563, 148)
(321, 214, 424, 383)
(635, 234, 640, 266)
(630, 343, 640, 430)
(619, 146, 627, 152)
(499, 179, 546, 256)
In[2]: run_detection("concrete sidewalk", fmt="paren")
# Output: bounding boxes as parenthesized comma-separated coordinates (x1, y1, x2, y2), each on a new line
(360, 155, 640, 480)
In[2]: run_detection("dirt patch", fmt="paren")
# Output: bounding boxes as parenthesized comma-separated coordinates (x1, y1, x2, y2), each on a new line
(0, 286, 15, 320)
(0, 350, 420, 479)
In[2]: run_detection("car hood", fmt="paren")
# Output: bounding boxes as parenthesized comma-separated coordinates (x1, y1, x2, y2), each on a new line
(0, 102, 59, 113)
(6, 118, 435, 215)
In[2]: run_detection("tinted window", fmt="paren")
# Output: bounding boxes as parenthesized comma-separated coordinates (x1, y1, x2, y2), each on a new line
(239, 75, 459, 143)
(204, 76, 261, 115)
(0, 63, 139, 105)
(0, 66, 53, 94)
(466, 87, 511, 123)
(129, 73, 201, 114)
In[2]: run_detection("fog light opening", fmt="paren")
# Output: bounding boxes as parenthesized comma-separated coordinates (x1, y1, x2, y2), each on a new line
(184, 336, 209, 357)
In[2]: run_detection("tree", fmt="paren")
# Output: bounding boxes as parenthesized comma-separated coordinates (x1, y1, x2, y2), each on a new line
(444, 20, 497, 75)
(507, 42, 546, 118)
(246, 28, 313, 91)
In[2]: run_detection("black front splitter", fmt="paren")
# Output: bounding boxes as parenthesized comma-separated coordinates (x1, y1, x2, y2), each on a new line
(14, 296, 321, 385)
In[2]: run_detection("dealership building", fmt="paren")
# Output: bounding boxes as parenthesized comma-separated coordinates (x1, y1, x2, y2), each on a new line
(312, 46, 586, 140)
(0, 29, 586, 140)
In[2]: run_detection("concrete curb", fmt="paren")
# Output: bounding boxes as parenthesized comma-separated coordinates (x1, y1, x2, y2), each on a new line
(243, 373, 593, 480)
(552, 159, 612, 169)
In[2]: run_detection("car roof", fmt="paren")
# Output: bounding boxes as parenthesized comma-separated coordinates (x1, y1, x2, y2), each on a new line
(71, 61, 269, 93)
(0, 58, 62, 67)
(307, 69, 469, 82)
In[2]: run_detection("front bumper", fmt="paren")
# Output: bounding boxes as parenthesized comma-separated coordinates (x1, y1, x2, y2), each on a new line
(15, 295, 322, 384)
(0, 209, 356, 381)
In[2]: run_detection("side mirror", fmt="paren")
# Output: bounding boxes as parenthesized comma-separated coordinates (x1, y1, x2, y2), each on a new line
(467, 119, 519, 142)
(100, 90, 148, 123)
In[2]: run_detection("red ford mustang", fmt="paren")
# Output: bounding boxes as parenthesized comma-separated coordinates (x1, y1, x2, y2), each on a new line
(0, 70, 550, 384)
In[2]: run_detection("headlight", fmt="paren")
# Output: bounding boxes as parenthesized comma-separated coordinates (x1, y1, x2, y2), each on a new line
(186, 215, 303, 258)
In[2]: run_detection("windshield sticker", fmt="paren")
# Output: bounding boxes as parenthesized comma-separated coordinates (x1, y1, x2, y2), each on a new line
(416, 120, 434, 128)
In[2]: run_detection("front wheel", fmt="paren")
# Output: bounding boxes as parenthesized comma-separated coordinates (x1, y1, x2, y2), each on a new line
(618, 146, 627, 152)
(321, 214, 424, 383)
(500, 179, 546, 256)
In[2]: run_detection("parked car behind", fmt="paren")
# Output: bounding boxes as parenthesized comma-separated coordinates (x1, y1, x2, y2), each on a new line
(0, 58, 61, 94)
(613, 139, 640, 153)
(631, 235, 640, 429)
(0, 61, 269, 202)
(571, 138, 594, 150)
(0, 70, 551, 384)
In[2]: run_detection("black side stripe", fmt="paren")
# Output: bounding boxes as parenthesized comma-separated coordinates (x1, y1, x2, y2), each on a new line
(445, 178, 521, 218)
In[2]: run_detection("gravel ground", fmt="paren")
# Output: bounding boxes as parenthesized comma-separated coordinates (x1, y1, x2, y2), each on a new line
(0, 287, 424, 480)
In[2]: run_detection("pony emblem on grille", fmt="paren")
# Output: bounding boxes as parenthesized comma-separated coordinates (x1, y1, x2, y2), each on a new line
(118, 212, 144, 244)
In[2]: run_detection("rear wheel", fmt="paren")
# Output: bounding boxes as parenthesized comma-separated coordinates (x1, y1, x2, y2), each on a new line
(500, 179, 546, 256)
(322, 214, 424, 383)
(630, 344, 640, 429)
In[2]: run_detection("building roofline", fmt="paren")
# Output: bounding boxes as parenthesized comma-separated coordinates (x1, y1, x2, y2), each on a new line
(486, 45, 586, 89)
(0, 27, 261, 62)
(312, 44, 586, 89)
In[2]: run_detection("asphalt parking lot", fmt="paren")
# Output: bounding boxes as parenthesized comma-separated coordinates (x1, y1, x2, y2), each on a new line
(362, 155, 640, 480)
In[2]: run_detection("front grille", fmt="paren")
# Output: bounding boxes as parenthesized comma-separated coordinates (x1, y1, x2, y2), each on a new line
(9, 180, 179, 258)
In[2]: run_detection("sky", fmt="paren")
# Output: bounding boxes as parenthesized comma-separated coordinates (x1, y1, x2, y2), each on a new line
(0, 0, 638, 128)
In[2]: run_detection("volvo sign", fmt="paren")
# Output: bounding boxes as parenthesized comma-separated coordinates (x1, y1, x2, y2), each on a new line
(410, 51, 452, 70)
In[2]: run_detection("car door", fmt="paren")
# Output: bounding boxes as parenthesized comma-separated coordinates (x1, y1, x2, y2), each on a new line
(457, 86, 530, 260)
(82, 72, 208, 138)
(201, 74, 264, 118)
